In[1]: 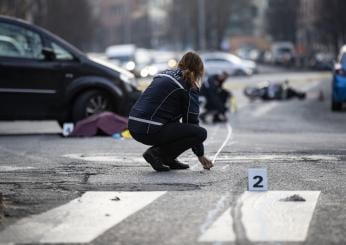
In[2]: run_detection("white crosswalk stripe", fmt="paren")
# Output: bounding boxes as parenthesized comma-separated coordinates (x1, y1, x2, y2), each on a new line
(0, 191, 321, 244)
(198, 208, 235, 242)
(198, 191, 320, 242)
(241, 191, 320, 242)
(0, 191, 165, 244)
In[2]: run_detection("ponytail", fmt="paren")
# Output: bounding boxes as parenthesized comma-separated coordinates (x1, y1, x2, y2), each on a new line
(178, 51, 204, 88)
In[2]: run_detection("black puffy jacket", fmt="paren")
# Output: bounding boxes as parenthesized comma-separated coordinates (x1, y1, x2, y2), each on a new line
(128, 68, 204, 156)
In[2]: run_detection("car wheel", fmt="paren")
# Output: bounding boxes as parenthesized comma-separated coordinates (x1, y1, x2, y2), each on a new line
(72, 90, 115, 122)
(234, 69, 247, 76)
(331, 100, 342, 111)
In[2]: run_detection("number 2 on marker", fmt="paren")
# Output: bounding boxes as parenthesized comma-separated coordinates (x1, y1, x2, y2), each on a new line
(253, 175, 264, 188)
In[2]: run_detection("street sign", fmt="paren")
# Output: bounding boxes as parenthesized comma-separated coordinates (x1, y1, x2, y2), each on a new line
(62, 123, 74, 137)
(248, 168, 268, 191)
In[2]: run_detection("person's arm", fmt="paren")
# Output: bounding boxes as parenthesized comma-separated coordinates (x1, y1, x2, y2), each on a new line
(181, 89, 214, 169)
(181, 88, 204, 156)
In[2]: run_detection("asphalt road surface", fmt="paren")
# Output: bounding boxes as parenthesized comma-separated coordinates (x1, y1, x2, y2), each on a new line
(0, 70, 345, 245)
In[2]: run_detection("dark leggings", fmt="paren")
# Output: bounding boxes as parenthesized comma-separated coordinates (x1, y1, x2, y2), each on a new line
(131, 122, 207, 159)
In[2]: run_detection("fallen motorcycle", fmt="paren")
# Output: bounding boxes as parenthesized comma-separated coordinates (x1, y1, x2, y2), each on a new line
(244, 81, 306, 101)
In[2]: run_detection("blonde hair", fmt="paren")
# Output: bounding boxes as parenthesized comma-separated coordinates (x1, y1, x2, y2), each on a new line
(178, 51, 204, 88)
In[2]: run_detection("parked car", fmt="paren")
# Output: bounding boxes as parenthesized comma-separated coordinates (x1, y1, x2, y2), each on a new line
(0, 16, 140, 126)
(271, 42, 296, 66)
(139, 50, 178, 78)
(332, 45, 346, 111)
(310, 52, 334, 71)
(202, 52, 257, 76)
(105, 44, 151, 77)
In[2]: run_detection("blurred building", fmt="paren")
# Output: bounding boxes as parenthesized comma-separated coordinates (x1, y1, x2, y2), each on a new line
(148, 0, 170, 49)
(296, 0, 320, 61)
(226, 0, 270, 52)
(252, 0, 269, 37)
(92, 0, 152, 50)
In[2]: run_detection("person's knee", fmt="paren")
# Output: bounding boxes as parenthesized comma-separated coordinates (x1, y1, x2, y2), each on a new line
(199, 127, 207, 142)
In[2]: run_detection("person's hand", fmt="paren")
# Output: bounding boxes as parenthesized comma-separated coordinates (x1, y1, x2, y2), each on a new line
(198, 156, 214, 170)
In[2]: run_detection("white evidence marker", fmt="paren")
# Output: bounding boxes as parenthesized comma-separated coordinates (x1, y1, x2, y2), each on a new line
(62, 122, 74, 136)
(0, 191, 166, 244)
(248, 168, 268, 191)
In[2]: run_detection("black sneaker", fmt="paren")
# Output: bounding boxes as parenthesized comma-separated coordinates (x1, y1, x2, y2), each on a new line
(165, 159, 190, 170)
(143, 147, 170, 172)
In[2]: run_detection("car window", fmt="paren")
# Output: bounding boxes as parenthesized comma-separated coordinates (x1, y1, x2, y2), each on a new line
(51, 42, 74, 60)
(0, 22, 44, 59)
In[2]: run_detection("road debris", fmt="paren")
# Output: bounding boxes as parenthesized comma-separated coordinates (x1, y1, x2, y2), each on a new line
(111, 196, 121, 201)
(280, 194, 306, 202)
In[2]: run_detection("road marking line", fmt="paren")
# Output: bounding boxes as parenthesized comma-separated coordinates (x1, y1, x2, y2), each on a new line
(241, 191, 320, 242)
(199, 208, 235, 242)
(0, 166, 34, 172)
(0, 191, 166, 244)
(198, 191, 320, 243)
(198, 194, 233, 242)
(212, 123, 233, 164)
(251, 102, 277, 118)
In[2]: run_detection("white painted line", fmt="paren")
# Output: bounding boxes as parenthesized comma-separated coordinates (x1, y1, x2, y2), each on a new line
(199, 193, 229, 240)
(199, 191, 320, 243)
(64, 153, 146, 163)
(241, 191, 320, 242)
(212, 154, 338, 162)
(212, 123, 233, 164)
(0, 166, 34, 172)
(0, 191, 166, 244)
(199, 208, 235, 242)
(251, 102, 277, 118)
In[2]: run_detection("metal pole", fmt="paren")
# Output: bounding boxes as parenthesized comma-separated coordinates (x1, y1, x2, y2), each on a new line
(198, 0, 206, 50)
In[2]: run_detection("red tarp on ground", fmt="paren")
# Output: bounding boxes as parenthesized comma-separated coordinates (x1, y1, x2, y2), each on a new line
(70, 112, 128, 137)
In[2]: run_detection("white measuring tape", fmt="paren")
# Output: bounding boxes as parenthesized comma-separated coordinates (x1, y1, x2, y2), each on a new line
(212, 122, 233, 164)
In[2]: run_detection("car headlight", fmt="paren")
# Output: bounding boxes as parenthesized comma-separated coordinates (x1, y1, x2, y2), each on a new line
(168, 59, 177, 68)
(125, 61, 136, 71)
(148, 66, 158, 76)
(140, 68, 149, 78)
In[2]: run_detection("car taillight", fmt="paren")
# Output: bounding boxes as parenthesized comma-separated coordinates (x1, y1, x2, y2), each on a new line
(335, 68, 346, 76)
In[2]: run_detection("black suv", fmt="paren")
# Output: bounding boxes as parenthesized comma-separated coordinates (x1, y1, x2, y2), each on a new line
(0, 16, 140, 126)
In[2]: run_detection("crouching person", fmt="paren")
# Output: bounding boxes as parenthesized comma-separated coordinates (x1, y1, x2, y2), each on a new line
(128, 51, 213, 171)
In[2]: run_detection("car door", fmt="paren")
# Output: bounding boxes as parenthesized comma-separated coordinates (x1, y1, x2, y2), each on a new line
(205, 58, 235, 75)
(0, 21, 61, 119)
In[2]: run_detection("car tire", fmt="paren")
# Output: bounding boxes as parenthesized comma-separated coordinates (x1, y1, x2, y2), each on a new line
(331, 100, 342, 111)
(234, 69, 247, 76)
(72, 90, 115, 122)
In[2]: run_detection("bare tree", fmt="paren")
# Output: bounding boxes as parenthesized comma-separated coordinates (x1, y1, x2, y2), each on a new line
(266, 0, 300, 43)
(314, 0, 346, 55)
(167, 0, 234, 50)
(0, 0, 97, 51)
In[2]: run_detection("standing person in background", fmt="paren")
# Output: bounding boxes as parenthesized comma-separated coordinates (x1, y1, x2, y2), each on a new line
(128, 51, 213, 172)
(200, 71, 231, 123)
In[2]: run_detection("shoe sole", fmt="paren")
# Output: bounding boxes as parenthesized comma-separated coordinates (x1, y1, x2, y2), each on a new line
(169, 165, 190, 170)
(143, 152, 170, 172)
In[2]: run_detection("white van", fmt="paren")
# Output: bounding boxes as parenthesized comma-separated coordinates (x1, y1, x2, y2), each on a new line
(271, 42, 296, 66)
